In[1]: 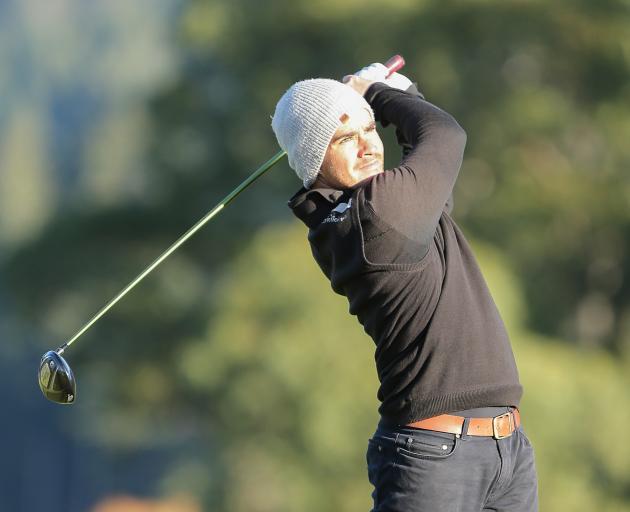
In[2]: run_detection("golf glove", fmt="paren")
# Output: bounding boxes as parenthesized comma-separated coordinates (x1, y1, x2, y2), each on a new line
(355, 62, 413, 91)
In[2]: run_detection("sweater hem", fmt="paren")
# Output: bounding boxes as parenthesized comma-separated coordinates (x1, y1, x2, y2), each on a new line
(379, 384, 523, 427)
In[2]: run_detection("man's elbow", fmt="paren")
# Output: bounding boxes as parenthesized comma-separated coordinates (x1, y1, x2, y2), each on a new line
(440, 119, 467, 174)
(432, 107, 466, 146)
(445, 118, 467, 155)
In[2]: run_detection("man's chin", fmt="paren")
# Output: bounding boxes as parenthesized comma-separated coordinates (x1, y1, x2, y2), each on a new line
(357, 160, 384, 175)
(368, 168, 384, 179)
(362, 166, 385, 180)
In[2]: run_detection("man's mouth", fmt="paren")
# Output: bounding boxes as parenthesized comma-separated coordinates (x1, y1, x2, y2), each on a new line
(358, 159, 382, 171)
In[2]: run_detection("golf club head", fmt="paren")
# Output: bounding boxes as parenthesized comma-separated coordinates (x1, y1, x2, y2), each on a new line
(38, 350, 76, 404)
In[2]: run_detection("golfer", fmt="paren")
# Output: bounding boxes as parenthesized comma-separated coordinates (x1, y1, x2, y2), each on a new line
(271, 63, 538, 511)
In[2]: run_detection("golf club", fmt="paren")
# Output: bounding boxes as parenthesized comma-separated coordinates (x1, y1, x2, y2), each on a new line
(38, 55, 406, 404)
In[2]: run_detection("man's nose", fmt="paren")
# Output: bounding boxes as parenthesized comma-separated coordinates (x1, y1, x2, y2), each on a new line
(358, 135, 376, 158)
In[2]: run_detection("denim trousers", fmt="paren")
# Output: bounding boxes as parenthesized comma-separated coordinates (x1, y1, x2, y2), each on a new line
(366, 407, 538, 512)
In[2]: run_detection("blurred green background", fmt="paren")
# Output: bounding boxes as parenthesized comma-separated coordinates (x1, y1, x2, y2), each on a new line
(1, 0, 629, 510)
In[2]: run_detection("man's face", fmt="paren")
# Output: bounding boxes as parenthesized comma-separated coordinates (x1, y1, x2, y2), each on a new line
(317, 105, 384, 189)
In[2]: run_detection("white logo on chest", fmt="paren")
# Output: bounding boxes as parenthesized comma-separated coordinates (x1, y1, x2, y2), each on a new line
(322, 198, 352, 224)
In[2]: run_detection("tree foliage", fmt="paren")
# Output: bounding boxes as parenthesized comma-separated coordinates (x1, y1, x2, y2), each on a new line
(1, 0, 629, 509)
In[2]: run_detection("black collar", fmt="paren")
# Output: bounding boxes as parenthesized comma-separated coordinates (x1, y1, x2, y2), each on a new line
(288, 186, 348, 228)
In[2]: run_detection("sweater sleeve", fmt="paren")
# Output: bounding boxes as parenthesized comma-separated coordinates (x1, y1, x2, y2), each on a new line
(362, 82, 467, 248)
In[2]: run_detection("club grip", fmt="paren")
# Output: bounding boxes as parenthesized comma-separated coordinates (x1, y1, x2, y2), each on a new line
(384, 55, 405, 78)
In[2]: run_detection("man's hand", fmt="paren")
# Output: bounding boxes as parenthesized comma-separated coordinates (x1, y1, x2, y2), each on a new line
(348, 62, 413, 93)
(342, 75, 376, 96)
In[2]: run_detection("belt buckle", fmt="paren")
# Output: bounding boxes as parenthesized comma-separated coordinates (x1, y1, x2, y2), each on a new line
(492, 412, 514, 440)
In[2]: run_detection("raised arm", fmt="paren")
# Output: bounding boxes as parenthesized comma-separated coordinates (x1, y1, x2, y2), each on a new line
(362, 82, 466, 247)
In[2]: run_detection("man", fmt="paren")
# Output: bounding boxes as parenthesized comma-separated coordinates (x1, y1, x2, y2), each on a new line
(271, 63, 538, 511)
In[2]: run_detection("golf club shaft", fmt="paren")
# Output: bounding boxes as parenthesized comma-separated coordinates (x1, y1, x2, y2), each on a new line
(56, 54, 406, 355)
(57, 150, 287, 355)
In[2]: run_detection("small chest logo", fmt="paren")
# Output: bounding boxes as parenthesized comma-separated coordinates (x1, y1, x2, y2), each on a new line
(322, 199, 352, 224)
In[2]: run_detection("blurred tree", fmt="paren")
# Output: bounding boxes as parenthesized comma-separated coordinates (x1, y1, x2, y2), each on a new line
(0, 107, 54, 246)
(177, 221, 379, 511)
(1, 0, 629, 510)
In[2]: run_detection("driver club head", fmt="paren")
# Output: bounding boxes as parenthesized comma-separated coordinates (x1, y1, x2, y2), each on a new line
(38, 350, 76, 404)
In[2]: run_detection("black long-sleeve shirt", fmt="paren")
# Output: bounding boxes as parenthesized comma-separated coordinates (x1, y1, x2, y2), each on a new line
(288, 82, 522, 425)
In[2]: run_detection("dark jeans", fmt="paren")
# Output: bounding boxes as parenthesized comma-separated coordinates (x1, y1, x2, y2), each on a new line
(367, 407, 538, 512)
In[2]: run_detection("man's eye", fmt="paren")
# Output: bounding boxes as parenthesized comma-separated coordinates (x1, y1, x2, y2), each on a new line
(340, 136, 354, 144)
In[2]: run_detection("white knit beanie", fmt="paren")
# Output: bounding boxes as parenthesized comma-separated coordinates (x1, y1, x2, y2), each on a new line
(271, 78, 374, 188)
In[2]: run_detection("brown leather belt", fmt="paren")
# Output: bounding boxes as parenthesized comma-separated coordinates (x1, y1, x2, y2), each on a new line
(406, 408, 521, 439)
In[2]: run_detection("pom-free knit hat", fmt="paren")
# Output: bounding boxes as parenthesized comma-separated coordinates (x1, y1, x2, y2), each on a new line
(271, 79, 374, 188)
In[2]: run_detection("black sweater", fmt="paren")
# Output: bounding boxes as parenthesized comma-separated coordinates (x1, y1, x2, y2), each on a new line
(288, 83, 522, 425)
